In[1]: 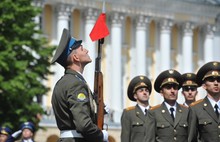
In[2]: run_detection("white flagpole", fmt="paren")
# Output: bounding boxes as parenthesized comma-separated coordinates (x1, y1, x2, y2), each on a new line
(102, 0, 106, 13)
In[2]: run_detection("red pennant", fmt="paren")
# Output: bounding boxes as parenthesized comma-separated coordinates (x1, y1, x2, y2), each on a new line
(89, 13, 110, 41)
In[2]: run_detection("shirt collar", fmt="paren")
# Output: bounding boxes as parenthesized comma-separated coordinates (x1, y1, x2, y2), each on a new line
(164, 101, 177, 111)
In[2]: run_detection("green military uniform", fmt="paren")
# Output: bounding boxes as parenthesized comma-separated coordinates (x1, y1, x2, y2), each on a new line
(146, 103, 188, 142)
(51, 29, 103, 142)
(145, 69, 189, 142)
(188, 97, 220, 142)
(121, 75, 152, 142)
(52, 69, 102, 142)
(188, 61, 220, 142)
(121, 105, 148, 142)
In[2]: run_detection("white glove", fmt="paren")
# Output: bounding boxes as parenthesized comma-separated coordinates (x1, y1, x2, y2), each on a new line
(104, 105, 110, 114)
(11, 130, 22, 138)
(102, 130, 108, 142)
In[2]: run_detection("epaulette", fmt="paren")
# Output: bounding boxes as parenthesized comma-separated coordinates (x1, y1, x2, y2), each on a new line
(179, 104, 188, 108)
(150, 104, 161, 110)
(125, 106, 135, 111)
(189, 99, 204, 107)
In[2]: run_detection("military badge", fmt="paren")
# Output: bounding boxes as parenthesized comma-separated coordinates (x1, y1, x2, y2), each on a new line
(77, 93, 87, 101)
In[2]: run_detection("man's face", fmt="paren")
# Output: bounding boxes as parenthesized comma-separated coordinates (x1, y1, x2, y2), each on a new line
(22, 129, 33, 139)
(160, 84, 179, 103)
(74, 45, 92, 65)
(0, 134, 8, 142)
(134, 87, 150, 104)
(203, 77, 220, 96)
(182, 86, 198, 102)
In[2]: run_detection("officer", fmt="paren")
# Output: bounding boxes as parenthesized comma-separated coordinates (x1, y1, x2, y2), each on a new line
(188, 61, 220, 142)
(51, 28, 108, 142)
(121, 75, 152, 142)
(145, 69, 188, 142)
(0, 127, 13, 142)
(181, 73, 199, 107)
(17, 122, 35, 142)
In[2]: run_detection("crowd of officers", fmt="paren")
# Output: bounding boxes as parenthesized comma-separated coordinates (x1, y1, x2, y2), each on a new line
(0, 122, 35, 142)
(121, 61, 220, 142)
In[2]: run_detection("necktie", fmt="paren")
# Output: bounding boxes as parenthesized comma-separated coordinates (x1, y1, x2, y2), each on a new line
(214, 104, 219, 118)
(170, 107, 175, 121)
(145, 109, 147, 116)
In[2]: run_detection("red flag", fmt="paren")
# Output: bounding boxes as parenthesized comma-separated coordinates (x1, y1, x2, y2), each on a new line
(89, 13, 109, 41)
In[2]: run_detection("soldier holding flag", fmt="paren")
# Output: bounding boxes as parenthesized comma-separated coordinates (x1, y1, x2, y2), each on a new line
(51, 0, 110, 142)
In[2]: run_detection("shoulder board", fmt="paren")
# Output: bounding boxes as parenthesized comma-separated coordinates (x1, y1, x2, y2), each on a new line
(189, 99, 204, 107)
(150, 104, 161, 110)
(125, 106, 135, 111)
(179, 104, 188, 108)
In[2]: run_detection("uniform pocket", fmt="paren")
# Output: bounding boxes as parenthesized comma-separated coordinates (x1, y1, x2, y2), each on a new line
(198, 119, 212, 126)
(179, 122, 188, 128)
(157, 121, 170, 128)
(132, 121, 144, 132)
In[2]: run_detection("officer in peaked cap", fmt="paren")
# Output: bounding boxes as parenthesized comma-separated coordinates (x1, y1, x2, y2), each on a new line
(20, 122, 35, 133)
(121, 75, 152, 142)
(181, 73, 198, 107)
(18, 122, 35, 142)
(51, 28, 82, 68)
(196, 61, 220, 86)
(145, 69, 189, 142)
(188, 61, 220, 142)
(51, 28, 108, 142)
(0, 127, 12, 142)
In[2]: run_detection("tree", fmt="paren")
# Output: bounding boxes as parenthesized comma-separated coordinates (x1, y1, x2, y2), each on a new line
(0, 0, 55, 131)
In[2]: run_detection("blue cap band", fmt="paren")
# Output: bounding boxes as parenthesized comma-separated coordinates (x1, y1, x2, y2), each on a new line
(67, 38, 75, 55)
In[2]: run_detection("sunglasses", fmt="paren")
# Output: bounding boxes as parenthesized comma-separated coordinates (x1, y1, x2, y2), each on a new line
(183, 86, 197, 92)
(204, 77, 220, 83)
(163, 84, 179, 90)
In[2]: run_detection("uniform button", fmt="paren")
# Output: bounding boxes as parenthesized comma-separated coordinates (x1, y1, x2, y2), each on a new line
(183, 124, 186, 127)
(218, 125, 220, 129)
(137, 122, 139, 125)
(204, 122, 207, 125)
(161, 125, 164, 128)
(174, 137, 177, 141)
(174, 129, 176, 133)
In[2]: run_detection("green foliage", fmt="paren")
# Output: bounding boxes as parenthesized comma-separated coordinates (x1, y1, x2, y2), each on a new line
(0, 0, 55, 131)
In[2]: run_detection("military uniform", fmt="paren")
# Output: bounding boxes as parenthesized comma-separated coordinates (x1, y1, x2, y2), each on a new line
(51, 29, 103, 142)
(188, 61, 220, 142)
(145, 69, 189, 142)
(121, 105, 148, 142)
(121, 75, 152, 142)
(188, 97, 220, 142)
(146, 103, 188, 142)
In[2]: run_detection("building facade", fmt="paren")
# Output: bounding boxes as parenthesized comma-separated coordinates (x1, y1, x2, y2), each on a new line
(33, 0, 220, 141)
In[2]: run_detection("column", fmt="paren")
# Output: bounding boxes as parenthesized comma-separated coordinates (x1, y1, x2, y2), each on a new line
(182, 22, 194, 73)
(159, 19, 173, 71)
(52, 4, 71, 92)
(204, 25, 215, 63)
(111, 13, 124, 124)
(135, 16, 150, 75)
(83, 8, 98, 89)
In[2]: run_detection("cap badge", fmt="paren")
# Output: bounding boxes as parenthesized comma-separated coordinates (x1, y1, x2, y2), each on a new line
(186, 80, 193, 85)
(187, 74, 192, 77)
(140, 76, 144, 80)
(168, 78, 175, 82)
(211, 71, 219, 76)
(213, 62, 218, 66)
(169, 70, 174, 74)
